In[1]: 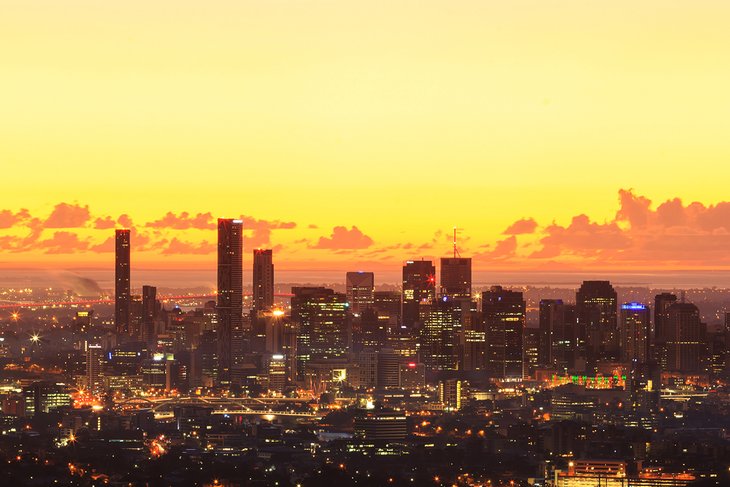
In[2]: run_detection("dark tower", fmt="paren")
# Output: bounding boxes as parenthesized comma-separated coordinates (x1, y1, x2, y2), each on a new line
(440, 257, 472, 300)
(252, 249, 274, 314)
(576, 280, 618, 373)
(402, 260, 436, 327)
(216, 218, 243, 385)
(483, 286, 526, 379)
(654, 292, 677, 369)
(114, 229, 131, 335)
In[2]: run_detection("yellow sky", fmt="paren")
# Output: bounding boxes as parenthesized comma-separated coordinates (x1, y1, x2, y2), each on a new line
(2, 1, 730, 271)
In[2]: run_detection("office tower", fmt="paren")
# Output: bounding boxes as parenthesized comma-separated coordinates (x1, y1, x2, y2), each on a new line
(461, 300, 486, 372)
(252, 249, 274, 314)
(114, 229, 131, 335)
(620, 302, 651, 363)
(359, 307, 387, 351)
(354, 410, 408, 441)
(291, 287, 349, 381)
(22, 381, 71, 417)
(402, 260, 436, 327)
(86, 344, 104, 394)
(654, 293, 678, 369)
(399, 362, 426, 389)
(141, 285, 158, 346)
(483, 286, 526, 379)
(628, 360, 660, 430)
(346, 271, 375, 314)
(576, 280, 618, 372)
(665, 302, 704, 373)
(374, 291, 401, 333)
(216, 218, 243, 385)
(539, 299, 565, 369)
(523, 327, 541, 378)
(438, 379, 462, 411)
(377, 349, 401, 389)
(440, 257, 472, 300)
(419, 297, 462, 371)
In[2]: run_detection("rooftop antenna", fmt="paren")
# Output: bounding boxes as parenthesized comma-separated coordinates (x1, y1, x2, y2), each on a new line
(453, 226, 461, 258)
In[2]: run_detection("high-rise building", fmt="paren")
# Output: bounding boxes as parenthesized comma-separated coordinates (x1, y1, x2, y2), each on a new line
(23, 381, 71, 417)
(483, 286, 525, 379)
(291, 287, 349, 381)
(216, 218, 243, 385)
(539, 299, 567, 370)
(402, 260, 436, 327)
(620, 303, 651, 363)
(374, 291, 401, 334)
(252, 249, 274, 314)
(86, 344, 104, 394)
(438, 379, 462, 410)
(576, 281, 618, 372)
(439, 257, 471, 300)
(419, 297, 461, 371)
(141, 285, 158, 346)
(665, 302, 704, 374)
(654, 293, 678, 369)
(114, 229, 131, 335)
(346, 271, 375, 314)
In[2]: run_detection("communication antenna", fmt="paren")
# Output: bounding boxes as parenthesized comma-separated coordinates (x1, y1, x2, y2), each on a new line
(453, 226, 461, 258)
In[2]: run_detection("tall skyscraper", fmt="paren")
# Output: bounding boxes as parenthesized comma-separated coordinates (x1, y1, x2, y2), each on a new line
(538, 299, 564, 369)
(666, 302, 704, 373)
(402, 260, 436, 327)
(346, 271, 375, 314)
(576, 280, 618, 372)
(439, 257, 472, 300)
(142, 285, 158, 346)
(654, 292, 678, 369)
(419, 297, 461, 371)
(216, 218, 243, 385)
(114, 229, 131, 335)
(620, 302, 651, 363)
(252, 249, 274, 314)
(291, 287, 349, 381)
(86, 344, 104, 394)
(483, 286, 526, 379)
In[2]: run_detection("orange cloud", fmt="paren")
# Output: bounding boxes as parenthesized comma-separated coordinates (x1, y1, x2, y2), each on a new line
(161, 238, 216, 255)
(503, 218, 538, 235)
(146, 212, 216, 230)
(0, 209, 31, 229)
(311, 226, 374, 250)
(240, 216, 297, 249)
(44, 203, 91, 228)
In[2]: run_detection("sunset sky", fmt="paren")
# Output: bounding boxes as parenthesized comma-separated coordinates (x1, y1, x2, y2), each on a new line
(2, 1, 730, 275)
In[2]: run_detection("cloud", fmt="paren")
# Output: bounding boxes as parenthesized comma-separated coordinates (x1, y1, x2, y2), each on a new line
(93, 216, 117, 229)
(311, 226, 374, 249)
(146, 212, 216, 230)
(503, 218, 538, 235)
(118, 214, 134, 228)
(0, 209, 31, 229)
(44, 203, 91, 228)
(240, 216, 297, 249)
(527, 189, 730, 266)
(37, 231, 90, 254)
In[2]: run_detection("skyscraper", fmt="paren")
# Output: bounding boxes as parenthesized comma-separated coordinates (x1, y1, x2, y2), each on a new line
(620, 302, 651, 363)
(439, 257, 472, 300)
(483, 286, 526, 379)
(419, 297, 461, 371)
(142, 285, 158, 346)
(114, 229, 131, 335)
(252, 249, 274, 314)
(402, 260, 436, 327)
(291, 287, 349, 381)
(216, 218, 243, 386)
(346, 271, 375, 314)
(576, 280, 618, 372)
(665, 302, 704, 374)
(654, 292, 678, 369)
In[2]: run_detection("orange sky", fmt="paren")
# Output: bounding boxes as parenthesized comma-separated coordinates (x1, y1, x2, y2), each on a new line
(1, 1, 730, 273)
